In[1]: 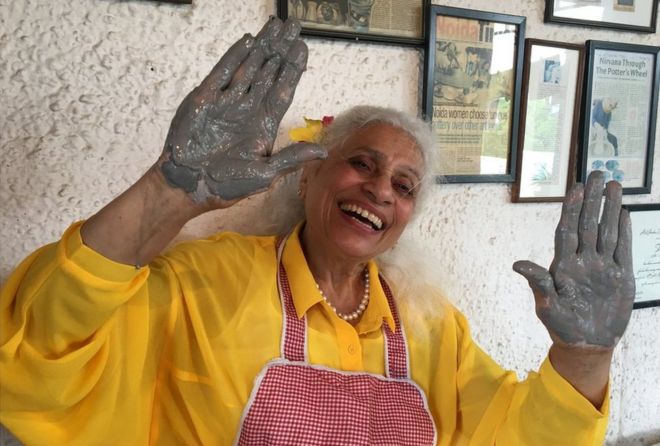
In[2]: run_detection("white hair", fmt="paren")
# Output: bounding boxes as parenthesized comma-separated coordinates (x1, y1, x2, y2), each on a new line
(255, 105, 448, 332)
(320, 105, 438, 220)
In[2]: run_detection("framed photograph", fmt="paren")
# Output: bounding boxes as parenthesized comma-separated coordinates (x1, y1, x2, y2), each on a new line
(623, 204, 660, 309)
(277, 0, 428, 46)
(512, 39, 585, 202)
(578, 41, 659, 194)
(545, 0, 658, 33)
(422, 6, 526, 183)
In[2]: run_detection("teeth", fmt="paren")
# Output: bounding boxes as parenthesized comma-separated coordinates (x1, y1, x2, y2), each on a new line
(340, 203, 383, 229)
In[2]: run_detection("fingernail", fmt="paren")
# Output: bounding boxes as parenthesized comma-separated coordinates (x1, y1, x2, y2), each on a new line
(243, 34, 255, 46)
(283, 19, 302, 40)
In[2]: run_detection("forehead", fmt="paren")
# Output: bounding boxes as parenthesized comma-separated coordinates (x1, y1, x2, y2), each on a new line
(335, 123, 424, 172)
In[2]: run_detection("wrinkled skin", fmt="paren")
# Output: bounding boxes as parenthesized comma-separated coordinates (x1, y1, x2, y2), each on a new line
(160, 17, 326, 204)
(514, 170, 635, 349)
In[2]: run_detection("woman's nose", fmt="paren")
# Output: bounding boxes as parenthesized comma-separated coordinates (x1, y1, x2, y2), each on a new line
(363, 172, 394, 204)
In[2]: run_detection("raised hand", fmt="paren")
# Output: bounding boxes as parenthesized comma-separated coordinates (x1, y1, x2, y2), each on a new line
(160, 17, 327, 205)
(513, 171, 635, 350)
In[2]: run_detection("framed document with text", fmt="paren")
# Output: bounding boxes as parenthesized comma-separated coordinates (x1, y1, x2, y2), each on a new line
(512, 39, 584, 202)
(578, 41, 659, 195)
(278, 0, 428, 46)
(422, 5, 525, 183)
(545, 0, 658, 33)
(624, 204, 660, 309)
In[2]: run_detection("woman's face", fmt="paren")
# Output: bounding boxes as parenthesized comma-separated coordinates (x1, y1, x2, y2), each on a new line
(301, 123, 424, 261)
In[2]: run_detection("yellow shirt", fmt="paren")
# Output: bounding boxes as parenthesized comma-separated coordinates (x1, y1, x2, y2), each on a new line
(0, 222, 608, 445)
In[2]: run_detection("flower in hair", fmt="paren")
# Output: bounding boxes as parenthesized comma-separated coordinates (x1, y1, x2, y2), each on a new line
(289, 116, 334, 143)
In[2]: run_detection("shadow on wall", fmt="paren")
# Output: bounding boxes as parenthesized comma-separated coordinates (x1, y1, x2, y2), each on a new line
(606, 430, 660, 446)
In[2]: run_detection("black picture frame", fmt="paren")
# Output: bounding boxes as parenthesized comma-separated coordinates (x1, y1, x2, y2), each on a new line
(277, 0, 429, 47)
(146, 0, 192, 3)
(422, 5, 526, 183)
(512, 39, 585, 202)
(623, 203, 660, 309)
(545, 0, 658, 34)
(577, 40, 659, 195)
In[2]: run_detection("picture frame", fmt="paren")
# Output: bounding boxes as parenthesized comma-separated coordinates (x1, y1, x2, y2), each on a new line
(277, 0, 428, 46)
(544, 0, 658, 33)
(512, 39, 585, 202)
(147, 0, 192, 3)
(422, 5, 526, 183)
(623, 204, 660, 309)
(577, 40, 659, 194)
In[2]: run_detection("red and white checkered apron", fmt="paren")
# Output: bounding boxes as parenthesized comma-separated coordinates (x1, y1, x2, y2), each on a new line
(234, 236, 437, 445)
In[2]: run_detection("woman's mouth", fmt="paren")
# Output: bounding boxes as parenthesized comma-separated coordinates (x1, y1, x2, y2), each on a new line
(339, 202, 384, 230)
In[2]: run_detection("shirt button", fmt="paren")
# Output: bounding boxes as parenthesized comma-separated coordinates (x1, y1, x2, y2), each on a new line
(347, 344, 357, 355)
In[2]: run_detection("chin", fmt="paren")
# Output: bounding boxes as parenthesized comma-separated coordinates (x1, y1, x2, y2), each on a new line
(329, 231, 392, 260)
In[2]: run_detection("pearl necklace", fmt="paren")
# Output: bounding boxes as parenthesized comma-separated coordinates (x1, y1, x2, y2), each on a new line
(316, 269, 370, 321)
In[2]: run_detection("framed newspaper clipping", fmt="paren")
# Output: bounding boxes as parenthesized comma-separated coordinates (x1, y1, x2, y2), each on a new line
(512, 39, 585, 202)
(623, 203, 660, 309)
(278, 0, 428, 46)
(422, 6, 526, 183)
(545, 0, 658, 34)
(578, 41, 659, 195)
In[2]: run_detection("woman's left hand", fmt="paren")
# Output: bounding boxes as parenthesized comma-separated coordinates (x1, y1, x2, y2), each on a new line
(513, 170, 635, 352)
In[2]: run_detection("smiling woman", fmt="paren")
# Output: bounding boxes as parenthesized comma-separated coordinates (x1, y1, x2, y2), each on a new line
(0, 16, 634, 446)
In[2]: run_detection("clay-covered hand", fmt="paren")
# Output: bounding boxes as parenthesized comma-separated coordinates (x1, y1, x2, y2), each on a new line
(513, 170, 635, 350)
(160, 17, 326, 205)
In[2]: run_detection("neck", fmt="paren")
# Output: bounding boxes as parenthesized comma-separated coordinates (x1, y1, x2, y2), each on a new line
(299, 224, 368, 317)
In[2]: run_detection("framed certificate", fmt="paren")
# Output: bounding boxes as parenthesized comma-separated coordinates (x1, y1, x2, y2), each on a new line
(624, 204, 660, 309)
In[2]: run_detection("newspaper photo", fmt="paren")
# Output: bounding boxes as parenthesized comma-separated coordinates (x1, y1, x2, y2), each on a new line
(431, 15, 517, 176)
(286, 0, 424, 39)
(585, 49, 654, 189)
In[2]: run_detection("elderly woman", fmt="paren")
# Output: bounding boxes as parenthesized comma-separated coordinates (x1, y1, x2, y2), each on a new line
(0, 17, 633, 446)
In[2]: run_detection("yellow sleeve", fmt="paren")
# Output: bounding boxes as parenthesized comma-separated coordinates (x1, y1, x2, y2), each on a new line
(0, 222, 177, 445)
(451, 309, 609, 446)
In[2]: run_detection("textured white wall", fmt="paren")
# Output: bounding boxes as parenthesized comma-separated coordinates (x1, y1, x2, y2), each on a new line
(1, 1, 658, 445)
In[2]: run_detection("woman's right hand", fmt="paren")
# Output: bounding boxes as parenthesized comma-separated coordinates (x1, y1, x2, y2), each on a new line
(159, 17, 326, 208)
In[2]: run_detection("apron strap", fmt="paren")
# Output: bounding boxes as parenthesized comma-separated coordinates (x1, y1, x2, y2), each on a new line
(276, 234, 307, 362)
(275, 234, 410, 379)
(380, 275, 410, 379)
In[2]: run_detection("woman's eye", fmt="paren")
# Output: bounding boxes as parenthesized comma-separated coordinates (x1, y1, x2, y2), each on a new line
(349, 158, 372, 172)
(394, 180, 415, 197)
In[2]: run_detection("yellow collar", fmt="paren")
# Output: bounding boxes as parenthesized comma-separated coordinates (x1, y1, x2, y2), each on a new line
(281, 223, 396, 334)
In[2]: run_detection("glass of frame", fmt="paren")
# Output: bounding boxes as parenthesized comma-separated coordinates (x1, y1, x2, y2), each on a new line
(422, 6, 526, 183)
(623, 204, 660, 309)
(512, 39, 584, 202)
(578, 41, 659, 195)
(545, 0, 658, 33)
(277, 0, 428, 46)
